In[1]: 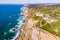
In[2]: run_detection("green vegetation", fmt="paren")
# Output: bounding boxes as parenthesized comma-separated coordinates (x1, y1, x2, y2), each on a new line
(29, 5, 60, 37)
(36, 18, 60, 37)
(41, 22, 60, 37)
(32, 15, 42, 20)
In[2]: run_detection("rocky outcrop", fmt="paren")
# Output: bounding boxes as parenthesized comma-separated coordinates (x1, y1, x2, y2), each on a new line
(16, 5, 60, 40)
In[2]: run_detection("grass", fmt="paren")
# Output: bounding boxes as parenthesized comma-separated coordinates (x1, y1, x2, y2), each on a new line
(41, 22, 60, 37)
(28, 5, 60, 37)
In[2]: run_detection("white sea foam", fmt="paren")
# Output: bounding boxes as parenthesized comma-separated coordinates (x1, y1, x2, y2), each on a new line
(9, 28, 17, 33)
(12, 16, 24, 40)
(11, 30, 20, 40)
(11, 6, 26, 40)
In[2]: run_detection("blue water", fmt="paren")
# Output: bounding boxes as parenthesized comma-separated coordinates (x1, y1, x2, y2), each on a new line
(0, 4, 24, 40)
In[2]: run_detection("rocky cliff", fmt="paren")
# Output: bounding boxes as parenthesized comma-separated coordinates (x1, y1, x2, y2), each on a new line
(16, 4, 60, 40)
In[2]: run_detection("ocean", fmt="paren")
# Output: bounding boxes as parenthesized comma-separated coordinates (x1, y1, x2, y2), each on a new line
(0, 4, 24, 40)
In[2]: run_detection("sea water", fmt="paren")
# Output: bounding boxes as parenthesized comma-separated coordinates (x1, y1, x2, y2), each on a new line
(0, 4, 24, 40)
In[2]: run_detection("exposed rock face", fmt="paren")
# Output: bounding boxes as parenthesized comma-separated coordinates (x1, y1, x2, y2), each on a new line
(16, 5, 60, 40)
(16, 24, 60, 40)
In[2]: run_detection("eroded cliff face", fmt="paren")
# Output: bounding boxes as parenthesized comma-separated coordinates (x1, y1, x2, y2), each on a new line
(16, 5, 60, 40)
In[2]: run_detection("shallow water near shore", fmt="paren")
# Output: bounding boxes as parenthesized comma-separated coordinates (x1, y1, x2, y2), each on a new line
(0, 4, 24, 40)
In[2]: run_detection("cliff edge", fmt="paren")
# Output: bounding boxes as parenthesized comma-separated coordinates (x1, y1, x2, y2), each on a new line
(16, 4, 60, 40)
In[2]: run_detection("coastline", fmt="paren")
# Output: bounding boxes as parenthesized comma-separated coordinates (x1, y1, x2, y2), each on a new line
(15, 4, 60, 40)
(12, 6, 26, 40)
